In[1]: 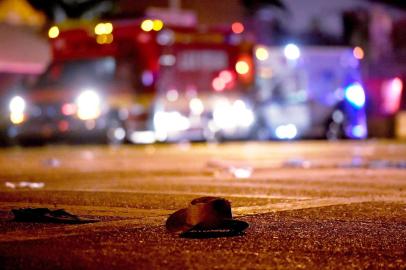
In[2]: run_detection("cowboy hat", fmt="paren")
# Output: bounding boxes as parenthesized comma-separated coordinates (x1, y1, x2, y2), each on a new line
(165, 196, 249, 234)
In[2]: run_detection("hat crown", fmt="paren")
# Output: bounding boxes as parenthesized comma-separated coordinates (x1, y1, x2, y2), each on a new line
(186, 197, 232, 227)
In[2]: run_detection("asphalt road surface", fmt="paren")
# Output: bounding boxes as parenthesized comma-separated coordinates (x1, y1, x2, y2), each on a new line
(0, 141, 405, 269)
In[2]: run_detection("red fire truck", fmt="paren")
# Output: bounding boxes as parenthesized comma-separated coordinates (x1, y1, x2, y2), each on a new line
(7, 19, 158, 144)
(6, 19, 255, 144)
(148, 24, 256, 142)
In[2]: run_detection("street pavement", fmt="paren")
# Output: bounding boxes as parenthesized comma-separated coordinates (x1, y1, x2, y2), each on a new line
(0, 141, 405, 269)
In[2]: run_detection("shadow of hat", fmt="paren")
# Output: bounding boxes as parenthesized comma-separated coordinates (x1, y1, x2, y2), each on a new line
(165, 197, 249, 235)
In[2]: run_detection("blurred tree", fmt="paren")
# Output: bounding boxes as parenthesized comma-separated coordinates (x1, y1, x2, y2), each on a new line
(342, 8, 369, 47)
(367, 0, 406, 10)
(27, 0, 114, 22)
(240, 0, 288, 45)
(0, 0, 46, 26)
(240, 0, 286, 14)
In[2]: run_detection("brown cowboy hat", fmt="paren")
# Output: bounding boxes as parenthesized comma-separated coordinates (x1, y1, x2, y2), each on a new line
(165, 197, 249, 234)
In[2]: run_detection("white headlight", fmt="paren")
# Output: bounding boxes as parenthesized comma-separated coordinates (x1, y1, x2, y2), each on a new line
(9, 96, 26, 113)
(153, 111, 190, 133)
(213, 99, 234, 129)
(275, 124, 298, 139)
(284, 43, 300, 60)
(233, 100, 255, 128)
(9, 96, 26, 125)
(213, 99, 254, 130)
(76, 89, 101, 120)
(189, 98, 204, 115)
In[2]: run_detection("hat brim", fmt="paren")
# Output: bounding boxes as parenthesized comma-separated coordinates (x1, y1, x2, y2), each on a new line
(190, 219, 249, 233)
(166, 208, 249, 234)
(165, 208, 193, 233)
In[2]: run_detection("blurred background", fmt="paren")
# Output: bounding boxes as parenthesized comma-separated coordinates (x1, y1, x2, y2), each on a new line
(0, 0, 405, 146)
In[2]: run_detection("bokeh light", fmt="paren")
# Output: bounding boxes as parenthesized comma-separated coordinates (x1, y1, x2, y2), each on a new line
(95, 22, 113, 35)
(153, 19, 164, 31)
(96, 34, 113, 44)
(48, 26, 59, 39)
(219, 70, 233, 84)
(284, 43, 300, 60)
(212, 77, 226, 91)
(235, 60, 250, 75)
(255, 47, 269, 61)
(231, 22, 244, 34)
(141, 19, 154, 32)
(189, 98, 204, 115)
(353, 46, 364, 60)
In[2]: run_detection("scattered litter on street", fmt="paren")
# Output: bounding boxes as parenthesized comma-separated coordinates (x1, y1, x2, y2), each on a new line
(368, 160, 391, 169)
(4, 182, 17, 189)
(282, 158, 312, 168)
(207, 160, 254, 179)
(206, 160, 226, 170)
(4, 181, 45, 189)
(43, 158, 61, 167)
(207, 157, 406, 173)
(339, 159, 406, 169)
(340, 156, 365, 168)
(370, 160, 406, 169)
(166, 196, 249, 238)
(229, 166, 253, 179)
(12, 208, 99, 224)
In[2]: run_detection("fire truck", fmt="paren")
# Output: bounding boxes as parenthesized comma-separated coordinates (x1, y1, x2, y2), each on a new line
(7, 19, 255, 144)
(8, 20, 159, 143)
(149, 24, 256, 142)
(7, 19, 161, 144)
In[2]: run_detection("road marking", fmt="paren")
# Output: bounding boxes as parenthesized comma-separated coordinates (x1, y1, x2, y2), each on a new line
(234, 197, 377, 215)
(69, 189, 313, 200)
(0, 216, 167, 243)
(1, 195, 405, 243)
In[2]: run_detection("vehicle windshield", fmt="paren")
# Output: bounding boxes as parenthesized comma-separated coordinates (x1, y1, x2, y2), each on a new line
(36, 58, 116, 87)
(34, 57, 129, 88)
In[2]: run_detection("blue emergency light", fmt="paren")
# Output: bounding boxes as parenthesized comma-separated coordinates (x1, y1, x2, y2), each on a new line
(344, 82, 366, 109)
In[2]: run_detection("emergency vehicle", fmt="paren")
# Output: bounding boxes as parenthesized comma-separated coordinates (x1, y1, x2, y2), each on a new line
(254, 44, 368, 140)
(7, 19, 256, 144)
(7, 19, 160, 144)
(149, 25, 256, 142)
